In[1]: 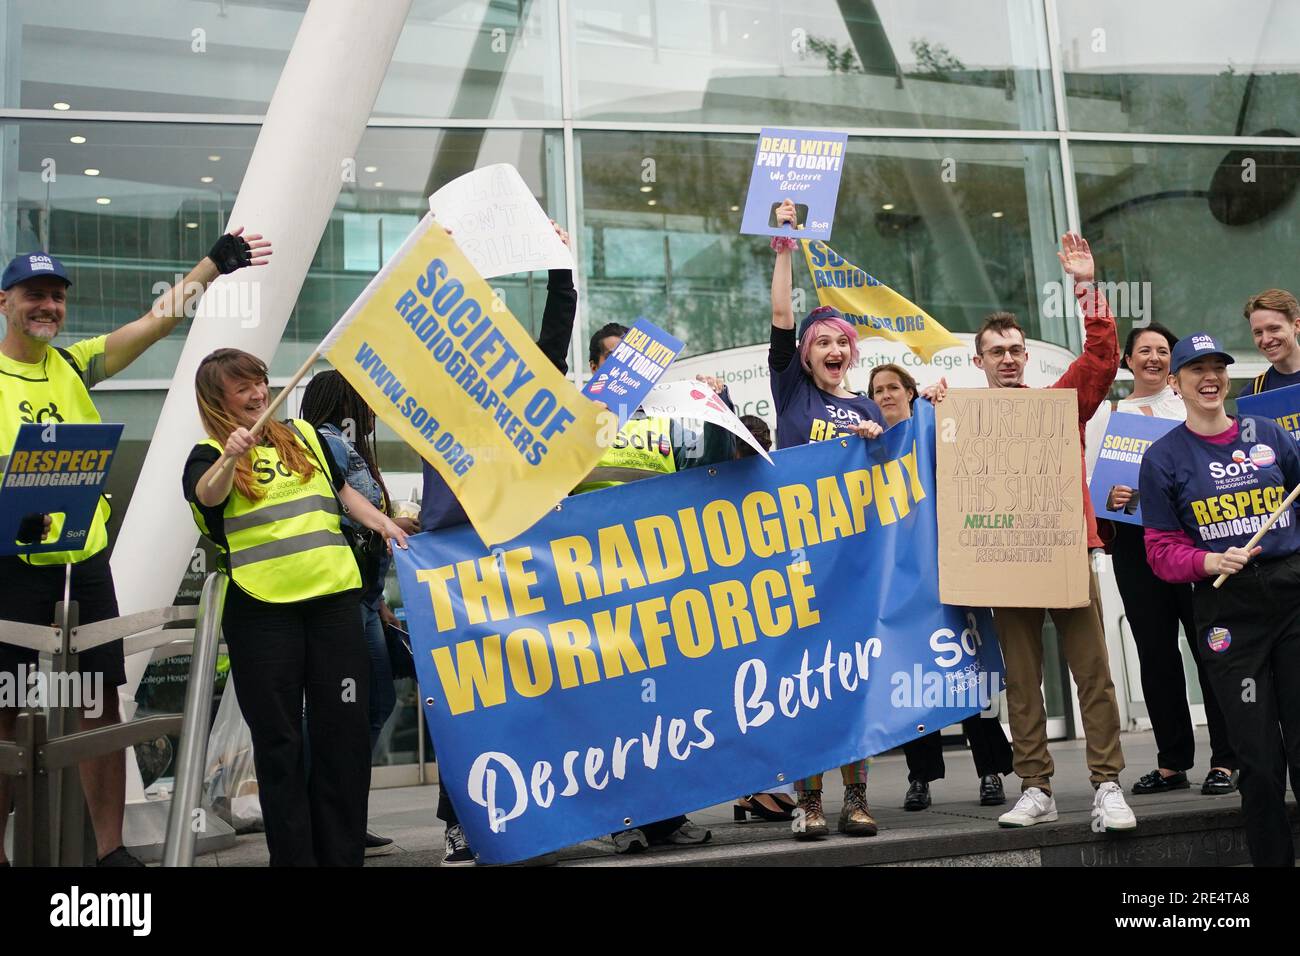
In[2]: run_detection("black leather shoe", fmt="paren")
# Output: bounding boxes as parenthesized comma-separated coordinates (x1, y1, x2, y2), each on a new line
(1130, 769, 1190, 794)
(903, 780, 931, 811)
(979, 774, 1006, 806)
(1201, 769, 1237, 795)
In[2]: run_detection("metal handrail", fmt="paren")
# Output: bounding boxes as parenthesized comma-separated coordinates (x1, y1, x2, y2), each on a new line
(161, 572, 228, 867)
(72, 604, 198, 654)
(0, 619, 62, 654)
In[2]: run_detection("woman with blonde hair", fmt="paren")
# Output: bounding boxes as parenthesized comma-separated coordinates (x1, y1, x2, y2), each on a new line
(182, 348, 407, 866)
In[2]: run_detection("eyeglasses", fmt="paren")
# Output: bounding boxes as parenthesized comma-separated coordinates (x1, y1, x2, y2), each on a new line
(981, 346, 1026, 360)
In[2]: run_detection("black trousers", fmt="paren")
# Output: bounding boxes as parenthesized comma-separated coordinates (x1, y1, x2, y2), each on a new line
(1191, 553, 1300, 867)
(222, 583, 371, 867)
(904, 716, 1013, 783)
(1111, 523, 1235, 770)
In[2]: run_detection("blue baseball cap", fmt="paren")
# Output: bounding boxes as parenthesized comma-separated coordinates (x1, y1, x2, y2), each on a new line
(1169, 331, 1235, 374)
(797, 305, 845, 342)
(2, 252, 72, 291)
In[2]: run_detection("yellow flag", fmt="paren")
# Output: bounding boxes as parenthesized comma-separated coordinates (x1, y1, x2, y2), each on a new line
(322, 214, 607, 545)
(801, 240, 962, 361)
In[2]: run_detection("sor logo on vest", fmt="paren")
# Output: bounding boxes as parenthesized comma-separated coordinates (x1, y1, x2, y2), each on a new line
(1209, 451, 1259, 479)
(613, 429, 671, 456)
(18, 400, 64, 424)
(253, 457, 294, 484)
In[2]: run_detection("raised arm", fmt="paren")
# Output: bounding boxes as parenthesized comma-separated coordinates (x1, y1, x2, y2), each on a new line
(104, 228, 272, 377)
(770, 198, 797, 331)
(1052, 232, 1118, 420)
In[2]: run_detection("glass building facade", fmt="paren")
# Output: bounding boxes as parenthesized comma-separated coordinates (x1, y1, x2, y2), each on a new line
(3, 0, 1299, 770)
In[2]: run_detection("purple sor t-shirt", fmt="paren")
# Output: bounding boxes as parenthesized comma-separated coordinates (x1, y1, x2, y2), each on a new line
(768, 325, 883, 450)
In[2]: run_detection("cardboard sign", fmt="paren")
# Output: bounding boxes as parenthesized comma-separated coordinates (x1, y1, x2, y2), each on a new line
(0, 423, 123, 555)
(1088, 412, 1180, 526)
(1237, 382, 1300, 445)
(740, 128, 847, 242)
(581, 317, 683, 427)
(428, 163, 574, 279)
(936, 389, 1088, 609)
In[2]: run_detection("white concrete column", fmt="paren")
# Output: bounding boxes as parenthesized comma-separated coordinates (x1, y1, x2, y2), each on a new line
(112, 0, 412, 617)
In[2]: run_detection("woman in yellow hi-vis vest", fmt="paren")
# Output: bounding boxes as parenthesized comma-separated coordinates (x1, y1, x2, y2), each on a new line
(182, 348, 408, 866)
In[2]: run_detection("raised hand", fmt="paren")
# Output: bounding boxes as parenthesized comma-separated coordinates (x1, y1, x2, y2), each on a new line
(775, 198, 799, 229)
(208, 226, 273, 274)
(1057, 232, 1094, 284)
(550, 219, 571, 247)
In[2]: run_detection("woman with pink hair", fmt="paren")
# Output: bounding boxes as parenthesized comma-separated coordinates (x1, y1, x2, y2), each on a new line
(768, 198, 884, 840)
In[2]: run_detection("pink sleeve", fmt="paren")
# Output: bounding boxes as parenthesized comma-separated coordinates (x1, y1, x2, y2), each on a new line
(1144, 527, 1211, 584)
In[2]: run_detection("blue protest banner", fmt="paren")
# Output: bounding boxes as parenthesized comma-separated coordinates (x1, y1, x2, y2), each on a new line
(1237, 382, 1300, 444)
(394, 401, 1004, 864)
(581, 317, 684, 427)
(1089, 412, 1180, 526)
(740, 127, 848, 242)
(0, 422, 123, 555)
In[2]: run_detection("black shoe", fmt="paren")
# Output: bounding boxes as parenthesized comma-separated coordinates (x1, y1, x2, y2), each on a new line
(95, 846, 145, 868)
(903, 780, 931, 811)
(1201, 769, 1237, 795)
(364, 830, 396, 857)
(979, 774, 1006, 806)
(442, 824, 476, 866)
(1130, 769, 1190, 795)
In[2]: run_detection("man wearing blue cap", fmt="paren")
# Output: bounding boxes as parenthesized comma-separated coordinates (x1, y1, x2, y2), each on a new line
(0, 229, 271, 867)
(1140, 332, 1300, 866)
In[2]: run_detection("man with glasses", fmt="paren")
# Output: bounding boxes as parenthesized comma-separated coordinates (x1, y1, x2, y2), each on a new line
(971, 233, 1136, 831)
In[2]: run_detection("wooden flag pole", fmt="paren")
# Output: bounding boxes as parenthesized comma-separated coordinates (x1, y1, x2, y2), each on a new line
(1213, 481, 1300, 587)
(203, 349, 321, 490)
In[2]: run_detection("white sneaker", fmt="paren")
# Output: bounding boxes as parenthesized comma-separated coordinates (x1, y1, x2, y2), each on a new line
(997, 787, 1058, 827)
(1093, 781, 1137, 831)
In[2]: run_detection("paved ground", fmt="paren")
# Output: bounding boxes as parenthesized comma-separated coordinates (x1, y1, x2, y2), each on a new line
(190, 726, 1294, 867)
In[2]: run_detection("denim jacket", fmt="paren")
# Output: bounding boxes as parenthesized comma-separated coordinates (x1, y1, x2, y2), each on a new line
(319, 423, 389, 601)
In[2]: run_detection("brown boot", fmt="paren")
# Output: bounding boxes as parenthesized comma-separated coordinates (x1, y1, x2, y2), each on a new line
(839, 782, 878, 837)
(794, 789, 829, 840)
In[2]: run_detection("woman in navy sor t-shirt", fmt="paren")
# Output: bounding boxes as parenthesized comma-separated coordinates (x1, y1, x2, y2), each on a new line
(1138, 332, 1300, 867)
(764, 198, 884, 841)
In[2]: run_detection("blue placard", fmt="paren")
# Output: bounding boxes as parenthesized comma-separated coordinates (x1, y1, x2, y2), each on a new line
(581, 317, 683, 427)
(1088, 412, 1179, 526)
(1237, 382, 1300, 445)
(740, 127, 848, 242)
(0, 423, 123, 555)
(394, 401, 1004, 864)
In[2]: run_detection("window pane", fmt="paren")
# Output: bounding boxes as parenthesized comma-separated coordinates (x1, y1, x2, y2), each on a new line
(576, 131, 1069, 361)
(1073, 141, 1300, 372)
(571, 0, 1054, 129)
(1, 0, 306, 113)
(1, 122, 562, 387)
(1057, 0, 1300, 135)
(0, 0, 563, 121)
(374, 0, 562, 120)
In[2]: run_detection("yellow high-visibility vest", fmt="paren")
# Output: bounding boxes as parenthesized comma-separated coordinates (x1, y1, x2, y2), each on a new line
(191, 419, 361, 603)
(573, 415, 677, 494)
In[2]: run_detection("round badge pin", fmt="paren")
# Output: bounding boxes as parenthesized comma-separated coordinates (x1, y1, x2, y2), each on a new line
(1206, 627, 1232, 653)
(1249, 443, 1276, 468)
